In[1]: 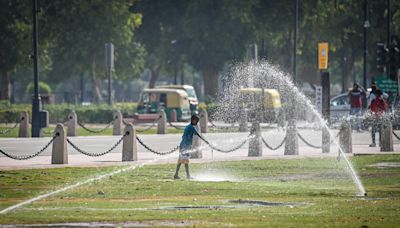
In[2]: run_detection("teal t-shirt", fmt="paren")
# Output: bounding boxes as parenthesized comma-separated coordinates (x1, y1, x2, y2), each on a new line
(179, 124, 198, 149)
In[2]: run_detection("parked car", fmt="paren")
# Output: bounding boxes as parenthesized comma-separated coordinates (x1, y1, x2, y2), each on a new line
(330, 93, 351, 122)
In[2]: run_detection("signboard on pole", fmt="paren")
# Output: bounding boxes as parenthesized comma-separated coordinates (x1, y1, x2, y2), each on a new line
(374, 76, 398, 94)
(318, 42, 329, 70)
(105, 43, 114, 69)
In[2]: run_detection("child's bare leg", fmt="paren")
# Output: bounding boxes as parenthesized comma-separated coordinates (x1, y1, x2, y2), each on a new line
(174, 163, 181, 179)
(185, 164, 191, 179)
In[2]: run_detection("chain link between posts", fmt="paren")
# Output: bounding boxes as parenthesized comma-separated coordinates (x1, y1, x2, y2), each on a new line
(392, 131, 400, 140)
(124, 115, 161, 133)
(196, 132, 252, 153)
(296, 132, 340, 149)
(0, 134, 58, 160)
(168, 121, 185, 130)
(261, 135, 286, 150)
(136, 135, 180, 155)
(66, 133, 127, 157)
(0, 118, 23, 135)
(77, 120, 114, 133)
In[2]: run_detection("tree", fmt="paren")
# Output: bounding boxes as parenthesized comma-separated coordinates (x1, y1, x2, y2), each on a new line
(0, 0, 31, 100)
(43, 0, 144, 102)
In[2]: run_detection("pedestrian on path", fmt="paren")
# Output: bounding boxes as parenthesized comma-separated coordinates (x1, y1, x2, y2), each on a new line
(348, 82, 366, 131)
(174, 114, 200, 179)
(369, 89, 388, 147)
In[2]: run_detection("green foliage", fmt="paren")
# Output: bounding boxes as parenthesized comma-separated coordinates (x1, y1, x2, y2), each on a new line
(26, 81, 52, 95)
(0, 103, 138, 124)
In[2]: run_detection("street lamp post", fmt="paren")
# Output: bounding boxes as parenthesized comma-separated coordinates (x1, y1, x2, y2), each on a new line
(31, 0, 42, 137)
(363, 0, 370, 90)
(293, 0, 298, 83)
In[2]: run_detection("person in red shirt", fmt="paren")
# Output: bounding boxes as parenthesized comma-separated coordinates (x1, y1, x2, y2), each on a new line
(369, 89, 388, 147)
(348, 83, 366, 131)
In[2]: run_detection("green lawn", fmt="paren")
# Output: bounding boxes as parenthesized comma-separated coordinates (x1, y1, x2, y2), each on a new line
(0, 155, 399, 226)
(0, 126, 183, 137)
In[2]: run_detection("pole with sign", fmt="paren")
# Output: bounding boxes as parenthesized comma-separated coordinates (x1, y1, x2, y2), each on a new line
(318, 42, 330, 153)
(105, 43, 114, 105)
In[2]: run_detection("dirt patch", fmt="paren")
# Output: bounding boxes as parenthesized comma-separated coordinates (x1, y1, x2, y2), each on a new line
(369, 162, 400, 169)
(229, 199, 303, 208)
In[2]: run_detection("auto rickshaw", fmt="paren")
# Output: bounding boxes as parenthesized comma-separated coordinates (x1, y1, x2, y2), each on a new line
(136, 88, 191, 122)
(157, 85, 198, 113)
(238, 88, 283, 123)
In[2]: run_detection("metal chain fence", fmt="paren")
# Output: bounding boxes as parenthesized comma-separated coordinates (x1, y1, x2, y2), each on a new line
(132, 116, 162, 133)
(261, 135, 286, 150)
(77, 120, 114, 133)
(0, 118, 23, 135)
(168, 121, 185, 130)
(297, 132, 340, 149)
(196, 133, 252, 153)
(66, 133, 127, 157)
(0, 134, 58, 160)
(392, 131, 400, 140)
(136, 136, 180, 155)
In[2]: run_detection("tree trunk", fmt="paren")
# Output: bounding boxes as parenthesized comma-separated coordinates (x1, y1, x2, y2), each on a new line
(341, 51, 355, 92)
(0, 71, 10, 100)
(148, 66, 160, 88)
(202, 65, 219, 101)
(91, 56, 103, 103)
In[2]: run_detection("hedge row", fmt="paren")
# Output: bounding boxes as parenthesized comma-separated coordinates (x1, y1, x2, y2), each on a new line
(0, 101, 219, 124)
(0, 102, 137, 124)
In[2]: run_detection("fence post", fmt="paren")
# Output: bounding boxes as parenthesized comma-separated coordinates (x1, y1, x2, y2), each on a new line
(122, 123, 137, 161)
(284, 119, 299, 155)
(322, 128, 330, 153)
(52, 124, 68, 164)
(157, 110, 167, 134)
(18, 111, 30, 137)
(239, 109, 248, 132)
(67, 111, 77, 136)
(199, 109, 208, 133)
(113, 110, 122, 136)
(380, 118, 393, 152)
(191, 125, 202, 158)
(339, 121, 352, 153)
(248, 122, 262, 156)
(171, 109, 178, 122)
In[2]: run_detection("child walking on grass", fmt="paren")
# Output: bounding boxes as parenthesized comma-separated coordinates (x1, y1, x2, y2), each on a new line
(174, 114, 200, 179)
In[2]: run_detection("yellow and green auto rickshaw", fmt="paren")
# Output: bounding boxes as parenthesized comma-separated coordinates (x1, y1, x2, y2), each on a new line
(238, 88, 283, 123)
(157, 85, 198, 113)
(136, 88, 191, 122)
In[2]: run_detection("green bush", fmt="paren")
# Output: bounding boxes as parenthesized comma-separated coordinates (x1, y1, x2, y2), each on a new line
(0, 103, 137, 123)
(26, 82, 52, 94)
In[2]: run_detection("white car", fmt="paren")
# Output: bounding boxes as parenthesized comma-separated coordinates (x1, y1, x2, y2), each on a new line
(330, 93, 351, 122)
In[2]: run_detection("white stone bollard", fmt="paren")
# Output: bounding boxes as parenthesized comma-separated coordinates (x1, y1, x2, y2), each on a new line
(170, 109, 178, 122)
(284, 120, 299, 155)
(113, 111, 123, 136)
(157, 110, 167, 134)
(199, 109, 209, 133)
(380, 118, 393, 152)
(339, 121, 352, 153)
(191, 124, 202, 158)
(52, 124, 68, 164)
(248, 122, 262, 156)
(67, 111, 77, 137)
(122, 123, 137, 161)
(18, 111, 30, 137)
(322, 128, 330, 153)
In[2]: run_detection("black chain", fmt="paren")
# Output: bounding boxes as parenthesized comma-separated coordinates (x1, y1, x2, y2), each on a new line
(135, 115, 161, 132)
(297, 132, 340, 149)
(209, 120, 237, 130)
(0, 135, 57, 160)
(168, 121, 185, 130)
(0, 117, 23, 135)
(261, 135, 286, 150)
(196, 133, 251, 153)
(78, 120, 113, 133)
(66, 133, 127, 157)
(393, 131, 400, 140)
(136, 136, 180, 155)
